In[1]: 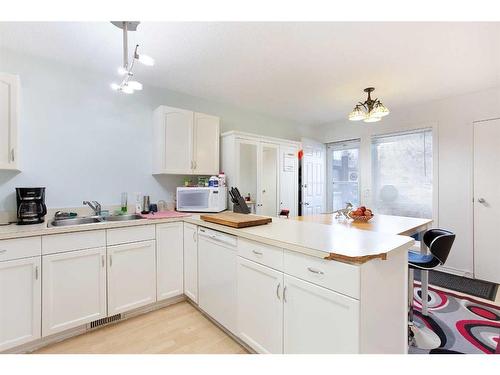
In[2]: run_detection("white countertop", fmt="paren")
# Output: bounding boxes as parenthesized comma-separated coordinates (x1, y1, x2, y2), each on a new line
(0, 214, 414, 264)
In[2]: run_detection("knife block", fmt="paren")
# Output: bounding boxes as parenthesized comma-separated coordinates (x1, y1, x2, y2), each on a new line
(233, 197, 250, 214)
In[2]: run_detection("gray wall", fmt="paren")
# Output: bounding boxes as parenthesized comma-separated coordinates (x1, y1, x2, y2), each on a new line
(0, 48, 308, 210)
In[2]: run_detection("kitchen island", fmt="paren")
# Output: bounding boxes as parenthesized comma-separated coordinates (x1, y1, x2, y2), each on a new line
(1, 213, 414, 354)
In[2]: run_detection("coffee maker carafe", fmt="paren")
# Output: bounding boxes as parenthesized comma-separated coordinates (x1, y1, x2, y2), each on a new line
(16, 187, 47, 225)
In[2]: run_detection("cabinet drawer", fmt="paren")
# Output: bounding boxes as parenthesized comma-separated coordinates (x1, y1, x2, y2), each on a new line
(106, 225, 155, 246)
(283, 250, 360, 299)
(0, 236, 41, 262)
(238, 238, 283, 271)
(42, 230, 106, 255)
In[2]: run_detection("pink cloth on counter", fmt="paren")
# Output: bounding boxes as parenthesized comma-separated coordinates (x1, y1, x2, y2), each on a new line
(139, 211, 192, 219)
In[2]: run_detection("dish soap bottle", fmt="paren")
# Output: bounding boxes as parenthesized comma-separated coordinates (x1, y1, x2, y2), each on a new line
(121, 192, 128, 213)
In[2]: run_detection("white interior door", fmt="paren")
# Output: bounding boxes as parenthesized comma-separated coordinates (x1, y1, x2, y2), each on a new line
(193, 112, 220, 175)
(301, 139, 326, 215)
(259, 143, 279, 216)
(473, 119, 500, 283)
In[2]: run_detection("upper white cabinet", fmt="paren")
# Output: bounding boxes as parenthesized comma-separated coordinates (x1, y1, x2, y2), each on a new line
(153, 105, 220, 175)
(107, 240, 156, 315)
(42, 247, 107, 336)
(183, 223, 198, 303)
(156, 222, 184, 301)
(0, 256, 41, 351)
(0, 73, 19, 171)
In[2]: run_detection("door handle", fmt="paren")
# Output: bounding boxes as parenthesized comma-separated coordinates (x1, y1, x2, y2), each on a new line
(193, 231, 196, 242)
(307, 267, 324, 275)
(477, 198, 486, 204)
(101, 255, 105, 268)
(276, 283, 281, 300)
(35, 266, 39, 280)
(252, 250, 263, 256)
(304, 202, 310, 206)
(109, 255, 112, 267)
(10, 149, 15, 162)
(283, 286, 287, 302)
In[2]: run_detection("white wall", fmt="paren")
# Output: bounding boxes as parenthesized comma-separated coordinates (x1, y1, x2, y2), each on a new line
(312, 87, 500, 277)
(0, 48, 309, 212)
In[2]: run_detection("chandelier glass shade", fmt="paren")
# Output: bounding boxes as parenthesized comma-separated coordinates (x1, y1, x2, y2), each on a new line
(110, 21, 154, 94)
(348, 87, 389, 123)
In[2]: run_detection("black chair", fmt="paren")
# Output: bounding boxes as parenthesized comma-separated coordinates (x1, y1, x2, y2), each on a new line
(408, 228, 455, 349)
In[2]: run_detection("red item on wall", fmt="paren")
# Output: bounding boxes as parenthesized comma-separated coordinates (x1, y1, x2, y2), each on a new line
(298, 149, 304, 160)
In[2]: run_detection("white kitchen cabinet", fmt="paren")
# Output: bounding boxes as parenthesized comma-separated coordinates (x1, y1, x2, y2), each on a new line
(156, 222, 184, 301)
(0, 73, 19, 171)
(237, 257, 283, 354)
(107, 240, 156, 315)
(221, 131, 300, 217)
(153, 105, 220, 175)
(183, 223, 198, 303)
(42, 247, 107, 336)
(0, 256, 41, 351)
(283, 274, 360, 354)
(193, 112, 220, 175)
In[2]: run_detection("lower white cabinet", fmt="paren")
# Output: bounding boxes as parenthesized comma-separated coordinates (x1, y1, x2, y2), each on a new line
(283, 274, 360, 354)
(156, 222, 184, 301)
(237, 257, 283, 354)
(183, 223, 198, 303)
(42, 247, 107, 336)
(0, 256, 41, 351)
(107, 240, 156, 315)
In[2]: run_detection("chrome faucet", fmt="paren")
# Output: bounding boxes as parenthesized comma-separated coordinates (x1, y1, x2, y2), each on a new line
(83, 200, 102, 216)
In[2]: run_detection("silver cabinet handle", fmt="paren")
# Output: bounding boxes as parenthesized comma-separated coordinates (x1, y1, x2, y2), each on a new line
(252, 250, 263, 256)
(194, 161, 197, 169)
(193, 231, 196, 242)
(0, 249, 6, 254)
(478, 198, 486, 204)
(10, 149, 15, 162)
(101, 255, 105, 268)
(276, 283, 281, 300)
(307, 267, 324, 275)
(109, 255, 112, 267)
(283, 286, 287, 302)
(35, 266, 39, 280)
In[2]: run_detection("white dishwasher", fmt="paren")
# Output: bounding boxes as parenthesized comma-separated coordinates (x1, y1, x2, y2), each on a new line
(198, 227, 238, 335)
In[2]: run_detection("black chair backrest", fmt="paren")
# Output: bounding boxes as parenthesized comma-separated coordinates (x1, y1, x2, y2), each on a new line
(423, 229, 455, 265)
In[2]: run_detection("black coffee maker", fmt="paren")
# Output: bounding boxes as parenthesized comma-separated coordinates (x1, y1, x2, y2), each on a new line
(16, 187, 47, 225)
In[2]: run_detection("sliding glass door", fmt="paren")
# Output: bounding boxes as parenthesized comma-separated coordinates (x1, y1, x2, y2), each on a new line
(327, 140, 360, 211)
(371, 129, 433, 218)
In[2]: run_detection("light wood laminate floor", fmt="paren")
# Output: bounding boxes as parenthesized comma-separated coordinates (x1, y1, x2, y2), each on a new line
(34, 301, 248, 354)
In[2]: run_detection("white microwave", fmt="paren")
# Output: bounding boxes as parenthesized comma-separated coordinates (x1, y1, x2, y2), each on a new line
(176, 187, 227, 213)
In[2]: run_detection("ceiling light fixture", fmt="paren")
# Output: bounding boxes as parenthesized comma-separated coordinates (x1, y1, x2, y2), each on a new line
(348, 87, 389, 123)
(110, 21, 154, 94)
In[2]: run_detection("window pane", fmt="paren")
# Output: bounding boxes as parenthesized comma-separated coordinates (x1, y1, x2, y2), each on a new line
(330, 142, 360, 211)
(371, 129, 433, 218)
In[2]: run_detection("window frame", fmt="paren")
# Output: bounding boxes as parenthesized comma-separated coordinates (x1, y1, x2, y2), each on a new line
(326, 138, 361, 212)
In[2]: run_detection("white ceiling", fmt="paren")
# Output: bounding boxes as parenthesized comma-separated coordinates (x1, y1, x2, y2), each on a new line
(1, 22, 499, 125)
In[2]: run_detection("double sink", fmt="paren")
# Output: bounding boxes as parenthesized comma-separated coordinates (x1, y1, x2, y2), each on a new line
(50, 214, 143, 227)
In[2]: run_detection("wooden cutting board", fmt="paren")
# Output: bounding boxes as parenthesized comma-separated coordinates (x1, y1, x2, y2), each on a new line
(200, 212, 272, 228)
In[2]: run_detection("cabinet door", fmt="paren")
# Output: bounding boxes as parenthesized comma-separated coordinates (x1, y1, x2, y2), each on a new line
(0, 257, 41, 351)
(237, 257, 283, 354)
(107, 240, 156, 314)
(279, 146, 298, 217)
(42, 247, 107, 336)
(156, 222, 184, 301)
(283, 275, 360, 354)
(0, 73, 19, 170)
(183, 223, 198, 303)
(258, 142, 279, 216)
(193, 112, 220, 175)
(155, 106, 193, 174)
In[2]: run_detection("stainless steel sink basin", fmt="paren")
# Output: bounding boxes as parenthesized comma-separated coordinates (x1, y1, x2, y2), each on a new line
(50, 216, 103, 227)
(103, 214, 143, 221)
(50, 213, 143, 227)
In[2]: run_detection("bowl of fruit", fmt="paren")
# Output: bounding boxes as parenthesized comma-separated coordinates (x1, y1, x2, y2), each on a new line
(348, 206, 374, 222)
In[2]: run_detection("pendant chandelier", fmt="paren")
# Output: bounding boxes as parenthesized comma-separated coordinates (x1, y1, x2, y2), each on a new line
(110, 21, 155, 94)
(348, 87, 389, 123)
